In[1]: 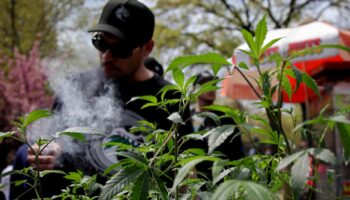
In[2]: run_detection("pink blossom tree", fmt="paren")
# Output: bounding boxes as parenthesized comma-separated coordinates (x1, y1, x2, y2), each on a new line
(0, 41, 53, 131)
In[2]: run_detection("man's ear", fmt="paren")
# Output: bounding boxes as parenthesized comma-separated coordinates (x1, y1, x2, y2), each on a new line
(144, 40, 154, 56)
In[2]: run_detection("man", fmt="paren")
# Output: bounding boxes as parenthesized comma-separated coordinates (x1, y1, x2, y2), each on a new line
(11, 0, 192, 199)
(192, 71, 244, 176)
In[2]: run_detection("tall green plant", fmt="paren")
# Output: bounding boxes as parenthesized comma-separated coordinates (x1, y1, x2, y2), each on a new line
(0, 110, 96, 200)
(3, 16, 350, 200)
(100, 16, 350, 200)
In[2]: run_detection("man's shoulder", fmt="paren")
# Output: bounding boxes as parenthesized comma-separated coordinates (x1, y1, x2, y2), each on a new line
(148, 74, 171, 87)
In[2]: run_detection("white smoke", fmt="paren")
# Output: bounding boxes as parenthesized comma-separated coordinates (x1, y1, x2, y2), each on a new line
(27, 63, 124, 157)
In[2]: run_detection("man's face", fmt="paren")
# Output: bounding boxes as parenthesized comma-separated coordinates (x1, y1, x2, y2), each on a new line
(198, 90, 216, 103)
(96, 32, 146, 80)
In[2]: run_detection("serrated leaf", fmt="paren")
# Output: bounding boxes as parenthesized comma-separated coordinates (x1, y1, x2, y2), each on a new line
(98, 168, 143, 200)
(64, 171, 83, 182)
(141, 102, 158, 109)
(243, 181, 274, 200)
(15, 180, 27, 187)
(291, 152, 309, 197)
(212, 160, 229, 183)
(336, 122, 350, 161)
(213, 168, 235, 185)
(204, 105, 233, 115)
(152, 172, 168, 200)
(249, 114, 269, 126)
(39, 169, 66, 178)
(167, 112, 184, 124)
(302, 72, 321, 98)
(202, 125, 236, 154)
(261, 38, 282, 55)
(288, 44, 350, 60)
(165, 53, 230, 74)
(103, 162, 121, 175)
(173, 68, 185, 89)
(57, 126, 105, 142)
(184, 75, 198, 91)
(171, 156, 216, 192)
(251, 127, 271, 137)
(0, 131, 12, 141)
(192, 85, 220, 100)
(241, 29, 257, 58)
(162, 99, 181, 106)
(330, 113, 350, 123)
(261, 72, 271, 97)
(292, 66, 303, 92)
(116, 151, 148, 167)
(159, 84, 181, 100)
(212, 180, 241, 199)
(282, 75, 292, 100)
(238, 62, 249, 70)
(59, 132, 86, 142)
(57, 127, 103, 137)
(36, 138, 50, 146)
(268, 52, 283, 69)
(308, 148, 336, 165)
(23, 109, 52, 128)
(128, 95, 158, 104)
(212, 63, 222, 76)
(255, 15, 267, 56)
(184, 133, 205, 140)
(131, 171, 150, 200)
(193, 112, 220, 126)
(277, 150, 305, 171)
(238, 49, 254, 57)
(0, 169, 18, 178)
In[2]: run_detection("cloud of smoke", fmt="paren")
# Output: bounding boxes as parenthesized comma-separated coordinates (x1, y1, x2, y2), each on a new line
(27, 62, 125, 172)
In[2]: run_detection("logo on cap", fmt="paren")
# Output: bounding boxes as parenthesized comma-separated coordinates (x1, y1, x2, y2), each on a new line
(115, 5, 130, 22)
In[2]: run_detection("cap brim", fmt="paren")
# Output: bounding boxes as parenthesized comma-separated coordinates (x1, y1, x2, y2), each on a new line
(88, 24, 126, 40)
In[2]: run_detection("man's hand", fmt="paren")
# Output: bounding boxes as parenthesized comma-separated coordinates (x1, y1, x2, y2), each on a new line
(27, 142, 61, 171)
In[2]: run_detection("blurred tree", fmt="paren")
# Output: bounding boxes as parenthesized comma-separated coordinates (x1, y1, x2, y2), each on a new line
(0, 0, 84, 58)
(152, 0, 350, 61)
(0, 42, 53, 131)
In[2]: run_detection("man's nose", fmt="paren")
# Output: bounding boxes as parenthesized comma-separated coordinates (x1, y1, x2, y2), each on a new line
(101, 49, 113, 60)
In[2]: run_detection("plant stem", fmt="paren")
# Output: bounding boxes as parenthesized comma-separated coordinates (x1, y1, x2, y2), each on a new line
(174, 125, 179, 200)
(148, 129, 176, 167)
(235, 67, 262, 100)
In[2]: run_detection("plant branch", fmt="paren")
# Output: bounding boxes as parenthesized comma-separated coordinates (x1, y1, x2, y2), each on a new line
(235, 66, 262, 100)
(149, 129, 176, 167)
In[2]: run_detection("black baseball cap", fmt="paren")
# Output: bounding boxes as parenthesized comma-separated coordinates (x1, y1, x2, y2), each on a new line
(88, 0, 155, 49)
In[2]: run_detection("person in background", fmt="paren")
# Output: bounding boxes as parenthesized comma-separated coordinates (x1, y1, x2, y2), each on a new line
(10, 0, 192, 199)
(191, 70, 244, 177)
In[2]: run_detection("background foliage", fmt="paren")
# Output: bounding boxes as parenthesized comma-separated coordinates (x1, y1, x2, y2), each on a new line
(0, 0, 84, 58)
(151, 0, 350, 64)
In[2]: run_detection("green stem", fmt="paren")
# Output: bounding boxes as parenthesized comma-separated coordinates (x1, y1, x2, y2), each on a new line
(266, 108, 291, 154)
(148, 129, 176, 167)
(174, 126, 179, 200)
(276, 61, 286, 114)
(235, 66, 262, 100)
(318, 124, 329, 148)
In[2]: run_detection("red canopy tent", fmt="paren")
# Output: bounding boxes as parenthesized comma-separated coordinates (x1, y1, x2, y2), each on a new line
(222, 21, 350, 103)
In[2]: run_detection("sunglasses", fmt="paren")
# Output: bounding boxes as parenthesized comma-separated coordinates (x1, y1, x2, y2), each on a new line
(91, 33, 134, 59)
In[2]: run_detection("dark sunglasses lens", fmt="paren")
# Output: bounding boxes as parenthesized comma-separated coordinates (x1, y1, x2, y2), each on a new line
(92, 34, 134, 58)
(92, 37, 108, 52)
(110, 45, 133, 59)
